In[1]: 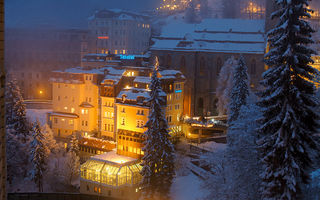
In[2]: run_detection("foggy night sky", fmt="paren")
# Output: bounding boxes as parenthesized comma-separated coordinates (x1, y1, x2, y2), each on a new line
(5, 0, 159, 28)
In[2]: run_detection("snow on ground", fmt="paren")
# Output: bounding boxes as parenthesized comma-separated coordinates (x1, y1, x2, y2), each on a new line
(26, 109, 52, 125)
(193, 141, 227, 152)
(171, 173, 208, 200)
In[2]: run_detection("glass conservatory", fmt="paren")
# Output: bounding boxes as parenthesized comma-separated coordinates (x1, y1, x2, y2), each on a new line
(80, 151, 142, 187)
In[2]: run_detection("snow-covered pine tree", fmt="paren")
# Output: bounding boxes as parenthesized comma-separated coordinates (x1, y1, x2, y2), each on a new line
(140, 58, 175, 200)
(42, 124, 59, 156)
(5, 78, 30, 138)
(226, 96, 262, 199)
(228, 55, 249, 123)
(69, 133, 79, 156)
(63, 151, 80, 186)
(258, 0, 319, 199)
(30, 120, 48, 192)
(216, 56, 237, 116)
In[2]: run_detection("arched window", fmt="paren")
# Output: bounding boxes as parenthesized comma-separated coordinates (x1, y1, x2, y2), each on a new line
(180, 56, 186, 72)
(251, 59, 256, 75)
(216, 57, 222, 75)
(200, 57, 206, 76)
(166, 54, 172, 68)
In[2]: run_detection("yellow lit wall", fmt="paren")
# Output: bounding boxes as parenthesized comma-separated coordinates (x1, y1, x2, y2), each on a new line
(51, 73, 100, 138)
(101, 96, 116, 139)
(116, 104, 149, 158)
(116, 104, 149, 134)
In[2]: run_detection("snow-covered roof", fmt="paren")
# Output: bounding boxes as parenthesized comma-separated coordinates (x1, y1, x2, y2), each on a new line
(91, 150, 137, 165)
(49, 112, 79, 118)
(79, 102, 94, 108)
(117, 88, 151, 100)
(49, 78, 83, 84)
(134, 76, 151, 84)
(57, 66, 105, 75)
(151, 19, 266, 54)
(102, 74, 122, 84)
(79, 137, 116, 151)
(88, 9, 149, 22)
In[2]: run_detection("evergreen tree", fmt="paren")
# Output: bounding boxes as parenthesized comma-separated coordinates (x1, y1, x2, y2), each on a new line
(5, 78, 30, 138)
(140, 58, 175, 200)
(69, 133, 79, 156)
(216, 57, 237, 115)
(30, 120, 48, 192)
(228, 55, 249, 123)
(258, 0, 319, 199)
(227, 97, 262, 200)
(42, 124, 59, 156)
(63, 151, 80, 186)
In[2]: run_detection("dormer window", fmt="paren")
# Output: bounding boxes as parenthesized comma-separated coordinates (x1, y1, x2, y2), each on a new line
(122, 95, 126, 102)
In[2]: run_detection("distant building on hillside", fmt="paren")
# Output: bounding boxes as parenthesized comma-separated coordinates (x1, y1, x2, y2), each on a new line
(6, 28, 89, 100)
(87, 9, 151, 55)
(151, 18, 266, 117)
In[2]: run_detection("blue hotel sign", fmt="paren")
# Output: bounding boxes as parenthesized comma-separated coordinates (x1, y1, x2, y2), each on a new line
(120, 55, 135, 60)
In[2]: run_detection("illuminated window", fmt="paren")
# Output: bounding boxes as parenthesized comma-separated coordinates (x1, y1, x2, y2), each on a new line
(85, 109, 88, 114)
(134, 83, 138, 88)
(69, 120, 74, 125)
(115, 50, 118, 54)
(121, 117, 125, 125)
(61, 118, 65, 122)
(169, 84, 172, 90)
(146, 84, 149, 89)
(104, 112, 107, 117)
(71, 108, 75, 113)
(123, 50, 126, 54)
(64, 107, 68, 110)
(81, 109, 85, 114)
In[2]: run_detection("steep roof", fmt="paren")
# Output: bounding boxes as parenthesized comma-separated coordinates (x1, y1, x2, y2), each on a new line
(151, 18, 266, 54)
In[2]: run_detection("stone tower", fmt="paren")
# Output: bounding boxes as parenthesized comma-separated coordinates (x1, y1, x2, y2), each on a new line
(0, 0, 6, 199)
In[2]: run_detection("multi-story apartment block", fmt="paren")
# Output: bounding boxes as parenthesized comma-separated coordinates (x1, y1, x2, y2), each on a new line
(48, 65, 185, 144)
(49, 68, 103, 142)
(88, 9, 151, 55)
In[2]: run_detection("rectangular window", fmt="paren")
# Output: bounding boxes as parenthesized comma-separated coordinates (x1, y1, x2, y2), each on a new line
(69, 120, 74, 125)
(54, 118, 58, 123)
(121, 117, 125, 125)
(85, 121, 88, 126)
